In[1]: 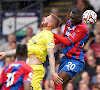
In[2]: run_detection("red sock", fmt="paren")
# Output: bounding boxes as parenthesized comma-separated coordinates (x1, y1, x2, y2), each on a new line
(55, 84, 63, 90)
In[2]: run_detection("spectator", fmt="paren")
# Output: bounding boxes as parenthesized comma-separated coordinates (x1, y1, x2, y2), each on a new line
(51, 7, 59, 17)
(92, 74, 100, 89)
(44, 79, 55, 90)
(84, 56, 96, 78)
(10, 56, 16, 62)
(87, 25, 94, 37)
(83, 37, 94, 51)
(96, 74, 100, 84)
(73, 71, 83, 90)
(0, 56, 12, 75)
(91, 65, 100, 84)
(4, 56, 12, 67)
(88, 0, 100, 12)
(84, 25, 94, 50)
(84, 48, 94, 61)
(86, 49, 94, 57)
(79, 80, 86, 88)
(20, 27, 34, 44)
(81, 71, 92, 88)
(93, 21, 100, 35)
(0, 56, 16, 75)
(82, 0, 94, 12)
(90, 34, 100, 59)
(65, 81, 74, 90)
(78, 81, 90, 90)
(92, 85, 100, 90)
(10, 41, 17, 50)
(0, 34, 16, 52)
(84, 34, 100, 59)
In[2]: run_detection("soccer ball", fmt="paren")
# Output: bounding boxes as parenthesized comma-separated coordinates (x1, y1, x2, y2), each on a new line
(83, 10, 97, 25)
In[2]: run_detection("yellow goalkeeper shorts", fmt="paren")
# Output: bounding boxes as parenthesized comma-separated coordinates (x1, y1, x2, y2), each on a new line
(30, 65, 45, 90)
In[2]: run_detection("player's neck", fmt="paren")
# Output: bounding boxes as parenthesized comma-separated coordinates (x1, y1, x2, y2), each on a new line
(42, 27, 52, 31)
(16, 57, 26, 62)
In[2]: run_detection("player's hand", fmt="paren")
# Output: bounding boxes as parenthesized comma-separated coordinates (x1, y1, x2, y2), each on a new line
(51, 73, 63, 85)
(0, 52, 6, 60)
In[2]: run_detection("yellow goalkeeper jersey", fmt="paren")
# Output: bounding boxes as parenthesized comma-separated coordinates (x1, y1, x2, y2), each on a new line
(27, 30, 55, 63)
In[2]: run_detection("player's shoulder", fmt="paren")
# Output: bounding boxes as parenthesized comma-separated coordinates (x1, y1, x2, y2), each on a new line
(43, 30, 53, 37)
(78, 22, 87, 31)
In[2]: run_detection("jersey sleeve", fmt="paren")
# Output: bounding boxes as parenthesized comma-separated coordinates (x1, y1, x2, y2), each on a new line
(44, 32, 55, 48)
(68, 26, 87, 44)
(53, 26, 87, 46)
(54, 34, 65, 44)
(23, 65, 33, 83)
(0, 68, 5, 85)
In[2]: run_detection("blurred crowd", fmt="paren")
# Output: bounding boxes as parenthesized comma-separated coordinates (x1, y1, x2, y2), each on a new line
(0, 0, 100, 90)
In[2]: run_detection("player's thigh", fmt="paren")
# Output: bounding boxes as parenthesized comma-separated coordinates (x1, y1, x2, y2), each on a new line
(30, 65, 45, 90)
(58, 71, 71, 88)
(58, 71, 71, 81)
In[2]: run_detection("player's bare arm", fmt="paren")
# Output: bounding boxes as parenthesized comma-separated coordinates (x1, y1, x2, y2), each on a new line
(47, 48, 63, 85)
(0, 49, 16, 59)
(24, 82, 31, 90)
(0, 43, 29, 60)
(47, 48, 55, 73)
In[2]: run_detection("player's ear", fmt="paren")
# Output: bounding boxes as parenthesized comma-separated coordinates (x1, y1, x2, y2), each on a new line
(48, 22, 52, 27)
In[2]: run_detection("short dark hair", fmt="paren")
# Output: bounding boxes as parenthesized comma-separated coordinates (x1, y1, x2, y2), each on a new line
(16, 44, 27, 56)
(72, 8, 83, 17)
(50, 13, 61, 28)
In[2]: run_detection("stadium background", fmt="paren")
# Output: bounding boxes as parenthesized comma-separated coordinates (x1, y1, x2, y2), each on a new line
(0, 0, 100, 90)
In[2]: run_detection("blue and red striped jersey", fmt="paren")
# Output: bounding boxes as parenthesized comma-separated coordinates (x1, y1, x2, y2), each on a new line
(0, 61, 33, 90)
(54, 20, 88, 61)
(62, 20, 88, 60)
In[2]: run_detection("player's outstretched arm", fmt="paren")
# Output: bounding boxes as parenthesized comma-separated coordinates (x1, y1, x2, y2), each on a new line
(47, 48, 63, 85)
(0, 49, 16, 60)
(23, 82, 31, 90)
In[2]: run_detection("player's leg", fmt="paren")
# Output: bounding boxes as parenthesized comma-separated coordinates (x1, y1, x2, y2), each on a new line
(58, 71, 71, 88)
(57, 56, 72, 89)
(58, 57, 85, 89)
(57, 56, 85, 89)
(30, 65, 45, 90)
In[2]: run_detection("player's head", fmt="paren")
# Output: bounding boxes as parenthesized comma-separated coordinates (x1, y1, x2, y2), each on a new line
(16, 44, 27, 61)
(70, 8, 83, 25)
(40, 13, 61, 29)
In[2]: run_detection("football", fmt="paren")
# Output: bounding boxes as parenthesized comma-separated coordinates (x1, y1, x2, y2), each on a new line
(83, 10, 97, 25)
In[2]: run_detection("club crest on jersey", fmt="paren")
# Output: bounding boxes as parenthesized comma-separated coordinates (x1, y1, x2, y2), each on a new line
(67, 27, 72, 31)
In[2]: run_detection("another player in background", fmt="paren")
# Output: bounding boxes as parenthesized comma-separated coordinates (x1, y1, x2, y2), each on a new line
(0, 14, 63, 90)
(53, 8, 88, 89)
(0, 44, 33, 90)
